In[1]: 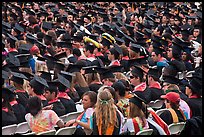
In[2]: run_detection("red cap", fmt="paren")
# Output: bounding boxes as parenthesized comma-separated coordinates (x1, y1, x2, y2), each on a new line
(30, 45, 39, 54)
(161, 92, 180, 104)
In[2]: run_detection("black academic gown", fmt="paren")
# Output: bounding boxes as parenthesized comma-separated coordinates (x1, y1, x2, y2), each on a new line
(159, 109, 186, 125)
(10, 101, 27, 123)
(58, 92, 77, 114)
(15, 90, 29, 108)
(48, 99, 66, 117)
(185, 97, 202, 117)
(89, 83, 103, 93)
(144, 87, 165, 103)
(2, 109, 18, 127)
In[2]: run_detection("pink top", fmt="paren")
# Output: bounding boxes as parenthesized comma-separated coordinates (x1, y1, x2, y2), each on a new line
(25, 110, 61, 133)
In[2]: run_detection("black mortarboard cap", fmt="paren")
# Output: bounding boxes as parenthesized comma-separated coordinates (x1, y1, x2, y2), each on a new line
(153, 45, 165, 55)
(57, 73, 71, 88)
(37, 11, 49, 17)
(36, 55, 47, 62)
(135, 30, 145, 38)
(102, 23, 111, 31)
(56, 28, 66, 37)
(172, 36, 184, 57)
(42, 21, 52, 30)
(196, 9, 202, 19)
(25, 8, 36, 16)
(2, 70, 9, 80)
(108, 65, 123, 73)
(26, 33, 37, 44)
(148, 67, 159, 79)
(131, 65, 144, 79)
(109, 44, 123, 55)
(98, 68, 115, 80)
(14, 23, 24, 33)
(130, 43, 142, 53)
(54, 51, 67, 60)
(7, 33, 18, 43)
(30, 75, 49, 89)
(2, 86, 16, 101)
(93, 24, 104, 35)
(15, 53, 31, 64)
(129, 94, 146, 109)
(54, 61, 65, 71)
(115, 25, 125, 37)
(143, 28, 152, 37)
(125, 23, 134, 32)
(82, 65, 98, 74)
(20, 71, 34, 81)
(10, 71, 28, 85)
(44, 34, 53, 41)
(39, 71, 54, 82)
(162, 75, 180, 85)
(123, 34, 135, 46)
(8, 53, 20, 66)
(45, 81, 59, 92)
(59, 71, 75, 82)
(188, 77, 202, 96)
(127, 57, 148, 69)
(115, 37, 125, 45)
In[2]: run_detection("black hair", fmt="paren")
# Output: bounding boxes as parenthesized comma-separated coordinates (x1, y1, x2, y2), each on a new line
(27, 96, 43, 116)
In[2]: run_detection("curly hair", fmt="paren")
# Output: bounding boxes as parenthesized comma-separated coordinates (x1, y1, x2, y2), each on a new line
(95, 86, 119, 134)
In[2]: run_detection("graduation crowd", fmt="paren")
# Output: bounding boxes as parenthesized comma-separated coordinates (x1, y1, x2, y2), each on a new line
(2, 2, 202, 135)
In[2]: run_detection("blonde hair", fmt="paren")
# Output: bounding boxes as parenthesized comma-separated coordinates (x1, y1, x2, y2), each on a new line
(114, 72, 128, 81)
(95, 86, 119, 134)
(15, 40, 27, 48)
(71, 72, 88, 89)
(19, 67, 32, 91)
(85, 73, 101, 85)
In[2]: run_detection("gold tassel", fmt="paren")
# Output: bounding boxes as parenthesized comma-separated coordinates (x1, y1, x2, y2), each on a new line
(22, 2, 24, 9)
(45, 16, 47, 22)
(132, 3, 135, 12)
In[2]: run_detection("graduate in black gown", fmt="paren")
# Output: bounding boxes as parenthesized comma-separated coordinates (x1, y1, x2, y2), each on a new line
(2, 87, 18, 127)
(7, 85, 27, 124)
(10, 71, 29, 108)
(44, 81, 66, 117)
(57, 72, 77, 114)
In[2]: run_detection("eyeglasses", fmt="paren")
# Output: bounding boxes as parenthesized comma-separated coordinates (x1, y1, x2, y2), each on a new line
(129, 75, 135, 79)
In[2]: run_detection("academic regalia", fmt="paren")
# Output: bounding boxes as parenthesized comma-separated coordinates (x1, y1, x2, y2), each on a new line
(144, 86, 165, 103)
(159, 109, 186, 125)
(36, 95, 48, 107)
(89, 83, 103, 93)
(10, 100, 27, 123)
(74, 85, 90, 100)
(2, 109, 18, 127)
(91, 110, 121, 135)
(15, 90, 29, 108)
(185, 98, 202, 118)
(57, 92, 77, 114)
(48, 98, 66, 117)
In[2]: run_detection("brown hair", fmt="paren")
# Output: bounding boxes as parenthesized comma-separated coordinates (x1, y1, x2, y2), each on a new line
(128, 102, 147, 127)
(85, 73, 101, 85)
(82, 91, 97, 108)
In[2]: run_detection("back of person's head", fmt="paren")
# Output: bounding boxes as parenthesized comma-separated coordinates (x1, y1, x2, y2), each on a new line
(112, 81, 126, 97)
(166, 84, 180, 93)
(27, 96, 43, 116)
(95, 86, 118, 129)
